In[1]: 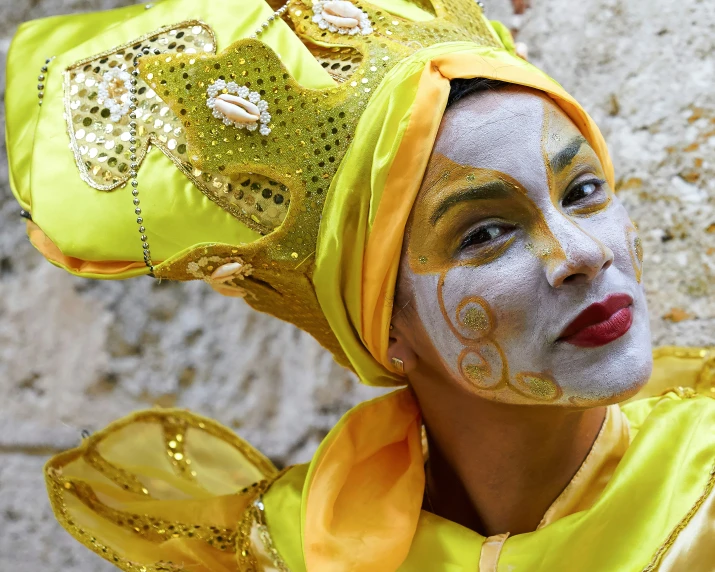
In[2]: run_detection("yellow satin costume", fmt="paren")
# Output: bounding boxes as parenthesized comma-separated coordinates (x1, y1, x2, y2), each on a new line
(6, 0, 715, 570)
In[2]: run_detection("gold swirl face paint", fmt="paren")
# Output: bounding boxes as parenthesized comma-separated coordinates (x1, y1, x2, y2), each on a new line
(397, 86, 652, 406)
(626, 223, 644, 283)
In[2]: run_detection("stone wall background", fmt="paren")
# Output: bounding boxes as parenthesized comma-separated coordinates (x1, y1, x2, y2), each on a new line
(0, 0, 713, 569)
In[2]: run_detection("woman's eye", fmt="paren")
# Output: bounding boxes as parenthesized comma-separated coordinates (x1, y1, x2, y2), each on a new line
(460, 224, 510, 251)
(562, 179, 604, 207)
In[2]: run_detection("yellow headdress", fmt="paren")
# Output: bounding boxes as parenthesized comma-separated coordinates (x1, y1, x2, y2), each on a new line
(6, 0, 613, 386)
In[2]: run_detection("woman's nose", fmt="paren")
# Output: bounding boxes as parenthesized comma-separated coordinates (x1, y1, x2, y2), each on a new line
(545, 221, 614, 288)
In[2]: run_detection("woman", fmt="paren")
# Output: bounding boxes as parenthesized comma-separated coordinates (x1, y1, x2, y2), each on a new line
(6, 0, 714, 570)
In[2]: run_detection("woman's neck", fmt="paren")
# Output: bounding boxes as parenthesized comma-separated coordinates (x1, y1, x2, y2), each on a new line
(414, 382, 606, 537)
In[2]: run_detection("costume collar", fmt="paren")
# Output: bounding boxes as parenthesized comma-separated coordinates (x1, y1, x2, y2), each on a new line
(302, 390, 633, 571)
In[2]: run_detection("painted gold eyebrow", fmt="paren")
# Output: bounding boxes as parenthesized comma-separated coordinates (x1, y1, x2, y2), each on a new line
(550, 136, 587, 174)
(430, 179, 512, 225)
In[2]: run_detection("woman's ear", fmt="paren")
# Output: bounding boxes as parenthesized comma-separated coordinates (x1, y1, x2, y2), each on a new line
(387, 327, 419, 376)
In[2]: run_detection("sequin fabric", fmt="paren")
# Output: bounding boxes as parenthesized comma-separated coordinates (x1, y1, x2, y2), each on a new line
(140, 0, 498, 363)
(64, 21, 289, 234)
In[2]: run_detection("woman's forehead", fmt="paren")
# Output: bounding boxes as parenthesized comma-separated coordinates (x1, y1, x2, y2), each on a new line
(430, 86, 583, 195)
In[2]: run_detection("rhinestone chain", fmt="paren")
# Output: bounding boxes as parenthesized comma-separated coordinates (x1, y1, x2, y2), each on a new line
(129, 47, 161, 274)
(249, 1, 291, 39)
(37, 56, 54, 106)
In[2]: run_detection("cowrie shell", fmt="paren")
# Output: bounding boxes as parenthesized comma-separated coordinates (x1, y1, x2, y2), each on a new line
(312, 0, 373, 35)
(206, 79, 272, 135)
(323, 1, 362, 27)
(210, 262, 244, 282)
(214, 94, 260, 124)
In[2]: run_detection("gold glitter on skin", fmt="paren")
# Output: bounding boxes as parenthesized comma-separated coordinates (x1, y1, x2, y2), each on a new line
(462, 304, 489, 333)
(626, 224, 644, 283)
(406, 154, 566, 277)
(541, 104, 614, 258)
(403, 152, 576, 400)
(458, 343, 506, 390)
(513, 372, 562, 402)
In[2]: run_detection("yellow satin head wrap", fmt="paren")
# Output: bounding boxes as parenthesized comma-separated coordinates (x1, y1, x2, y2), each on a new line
(6, 0, 613, 388)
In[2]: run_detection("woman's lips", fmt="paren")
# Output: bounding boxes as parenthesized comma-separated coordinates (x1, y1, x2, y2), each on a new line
(558, 293, 633, 348)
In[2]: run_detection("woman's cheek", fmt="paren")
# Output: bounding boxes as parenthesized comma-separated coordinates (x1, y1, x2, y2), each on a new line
(582, 202, 642, 283)
(412, 250, 547, 398)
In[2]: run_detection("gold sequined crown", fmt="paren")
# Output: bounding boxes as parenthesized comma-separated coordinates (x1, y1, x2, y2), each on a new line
(65, 0, 502, 365)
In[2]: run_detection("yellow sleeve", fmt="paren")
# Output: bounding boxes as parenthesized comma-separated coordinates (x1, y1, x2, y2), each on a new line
(45, 409, 279, 572)
(631, 347, 715, 401)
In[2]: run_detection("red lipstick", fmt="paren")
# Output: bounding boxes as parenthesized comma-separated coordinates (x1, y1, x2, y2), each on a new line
(559, 293, 633, 348)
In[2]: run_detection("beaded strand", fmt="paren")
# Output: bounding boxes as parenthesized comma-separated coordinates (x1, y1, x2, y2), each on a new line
(129, 47, 161, 274)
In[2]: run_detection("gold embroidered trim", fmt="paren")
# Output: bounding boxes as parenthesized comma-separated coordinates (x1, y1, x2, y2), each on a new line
(642, 462, 715, 571)
(84, 445, 150, 495)
(161, 413, 197, 481)
(63, 20, 216, 191)
(46, 472, 191, 572)
(236, 472, 292, 572)
(658, 386, 700, 400)
(64, 479, 238, 549)
(652, 346, 715, 396)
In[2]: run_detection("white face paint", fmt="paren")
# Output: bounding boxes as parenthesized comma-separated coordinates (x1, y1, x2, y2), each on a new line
(397, 86, 652, 406)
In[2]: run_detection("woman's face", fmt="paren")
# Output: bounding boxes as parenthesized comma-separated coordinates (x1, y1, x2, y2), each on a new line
(395, 85, 652, 406)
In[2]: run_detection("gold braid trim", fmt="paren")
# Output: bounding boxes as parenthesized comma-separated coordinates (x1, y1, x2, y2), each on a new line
(641, 387, 714, 570)
(45, 472, 190, 572)
(237, 470, 292, 572)
(642, 462, 715, 571)
(84, 445, 150, 496)
(60, 478, 239, 549)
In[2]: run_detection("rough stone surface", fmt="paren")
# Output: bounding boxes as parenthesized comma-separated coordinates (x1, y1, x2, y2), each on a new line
(0, 0, 713, 570)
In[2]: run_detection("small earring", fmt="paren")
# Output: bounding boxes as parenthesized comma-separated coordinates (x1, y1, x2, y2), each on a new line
(391, 357, 404, 373)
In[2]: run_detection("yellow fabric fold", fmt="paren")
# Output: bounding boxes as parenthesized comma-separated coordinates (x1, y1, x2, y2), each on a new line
(314, 43, 614, 385)
(302, 388, 424, 572)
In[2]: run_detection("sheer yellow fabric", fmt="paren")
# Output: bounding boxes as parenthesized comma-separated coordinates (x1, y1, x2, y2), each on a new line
(45, 409, 277, 571)
(46, 348, 715, 572)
